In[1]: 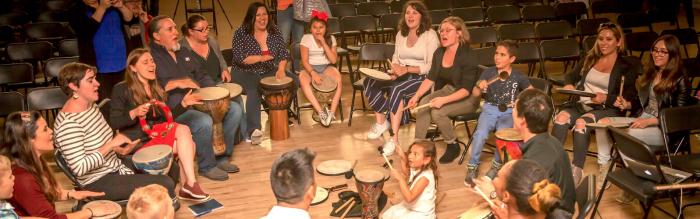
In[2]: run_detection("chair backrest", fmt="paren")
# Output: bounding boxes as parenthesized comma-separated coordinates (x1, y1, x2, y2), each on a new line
(473, 46, 496, 67)
(389, 0, 407, 13)
(0, 25, 14, 45)
(452, 0, 482, 8)
(0, 62, 34, 85)
(486, 5, 521, 24)
(660, 28, 699, 54)
(522, 5, 556, 22)
(484, 0, 517, 7)
(539, 38, 580, 60)
(583, 35, 597, 53)
(590, 0, 621, 16)
(357, 2, 390, 17)
(329, 3, 356, 19)
(498, 23, 536, 41)
(659, 105, 700, 153)
(608, 127, 666, 183)
(528, 77, 551, 96)
(7, 41, 53, 62)
(0, 91, 25, 117)
(45, 0, 76, 11)
(576, 18, 610, 37)
(452, 7, 485, 26)
(24, 22, 66, 42)
(27, 86, 67, 112)
(291, 43, 302, 73)
(327, 17, 341, 36)
(426, 0, 452, 10)
(359, 43, 393, 62)
(429, 10, 450, 25)
(468, 26, 498, 46)
(536, 20, 573, 40)
(35, 10, 68, 22)
(340, 15, 377, 34)
(514, 42, 541, 64)
(555, 1, 587, 26)
(54, 149, 83, 188)
(0, 11, 30, 27)
(625, 31, 658, 54)
(58, 39, 78, 57)
(45, 56, 78, 79)
(575, 174, 597, 219)
(379, 13, 401, 30)
(221, 48, 233, 67)
(617, 12, 653, 31)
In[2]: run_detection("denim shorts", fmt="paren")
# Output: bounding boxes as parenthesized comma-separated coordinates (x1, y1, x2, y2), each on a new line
(311, 64, 328, 74)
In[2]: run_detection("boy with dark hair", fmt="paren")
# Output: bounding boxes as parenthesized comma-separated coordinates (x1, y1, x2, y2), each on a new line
(512, 89, 576, 218)
(465, 40, 532, 186)
(263, 148, 317, 219)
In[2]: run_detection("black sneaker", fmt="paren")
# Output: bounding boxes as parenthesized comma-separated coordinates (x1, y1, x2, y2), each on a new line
(439, 142, 461, 164)
(464, 164, 478, 187)
(485, 160, 503, 180)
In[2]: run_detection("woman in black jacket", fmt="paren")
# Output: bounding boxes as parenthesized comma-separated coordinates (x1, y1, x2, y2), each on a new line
(551, 23, 641, 185)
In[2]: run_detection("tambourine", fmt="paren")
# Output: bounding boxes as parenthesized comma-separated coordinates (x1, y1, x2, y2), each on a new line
(138, 100, 175, 140)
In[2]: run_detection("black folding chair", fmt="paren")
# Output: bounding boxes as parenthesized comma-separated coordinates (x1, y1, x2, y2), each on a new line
(468, 26, 498, 48)
(348, 43, 393, 127)
(0, 62, 34, 92)
(452, 7, 485, 27)
(27, 86, 68, 127)
(6, 41, 53, 85)
(498, 23, 536, 42)
(522, 4, 556, 23)
(486, 5, 521, 25)
(0, 91, 25, 118)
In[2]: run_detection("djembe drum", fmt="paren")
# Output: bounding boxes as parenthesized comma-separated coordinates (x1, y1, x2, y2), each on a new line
(353, 168, 387, 219)
(312, 74, 337, 105)
(193, 87, 230, 155)
(259, 76, 295, 140)
(132, 144, 174, 175)
(494, 128, 523, 162)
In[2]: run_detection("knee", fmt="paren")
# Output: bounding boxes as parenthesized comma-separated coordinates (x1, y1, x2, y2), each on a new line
(191, 114, 213, 132)
(176, 125, 192, 137)
(554, 112, 571, 125)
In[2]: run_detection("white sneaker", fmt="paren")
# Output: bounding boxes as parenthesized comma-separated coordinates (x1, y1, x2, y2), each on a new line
(251, 129, 263, 145)
(318, 110, 330, 127)
(382, 138, 396, 156)
(367, 122, 388, 140)
(323, 107, 334, 127)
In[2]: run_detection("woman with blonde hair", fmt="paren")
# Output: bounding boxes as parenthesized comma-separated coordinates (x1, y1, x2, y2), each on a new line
(407, 16, 480, 164)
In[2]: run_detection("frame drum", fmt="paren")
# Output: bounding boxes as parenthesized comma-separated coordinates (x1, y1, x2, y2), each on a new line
(193, 87, 230, 155)
(132, 144, 174, 175)
(359, 68, 392, 81)
(216, 83, 243, 99)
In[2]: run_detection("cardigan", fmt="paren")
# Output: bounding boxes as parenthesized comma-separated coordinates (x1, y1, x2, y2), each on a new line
(8, 166, 67, 219)
(392, 29, 440, 75)
(564, 55, 641, 108)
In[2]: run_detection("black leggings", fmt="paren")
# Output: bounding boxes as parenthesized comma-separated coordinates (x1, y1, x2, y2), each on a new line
(83, 157, 179, 201)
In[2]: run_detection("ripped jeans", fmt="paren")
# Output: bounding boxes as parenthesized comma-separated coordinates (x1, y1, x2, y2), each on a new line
(551, 104, 623, 168)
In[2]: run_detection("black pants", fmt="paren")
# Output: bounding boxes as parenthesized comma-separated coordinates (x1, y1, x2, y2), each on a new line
(82, 157, 179, 201)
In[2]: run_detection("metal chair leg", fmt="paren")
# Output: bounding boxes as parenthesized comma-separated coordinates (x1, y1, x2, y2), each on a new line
(349, 89, 357, 127)
(458, 121, 476, 165)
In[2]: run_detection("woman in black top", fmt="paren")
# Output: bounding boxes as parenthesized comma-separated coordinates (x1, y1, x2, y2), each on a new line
(407, 17, 481, 164)
(551, 23, 641, 186)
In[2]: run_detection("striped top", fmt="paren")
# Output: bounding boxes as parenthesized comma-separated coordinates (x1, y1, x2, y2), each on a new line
(54, 104, 133, 186)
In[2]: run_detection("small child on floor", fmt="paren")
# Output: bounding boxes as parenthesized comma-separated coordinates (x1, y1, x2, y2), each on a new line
(383, 141, 438, 219)
(127, 184, 174, 219)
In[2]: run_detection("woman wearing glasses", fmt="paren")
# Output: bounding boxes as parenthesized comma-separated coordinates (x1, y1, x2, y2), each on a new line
(551, 23, 640, 186)
(407, 17, 481, 164)
(180, 15, 231, 83)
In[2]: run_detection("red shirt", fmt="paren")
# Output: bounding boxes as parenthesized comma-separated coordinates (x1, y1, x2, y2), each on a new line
(8, 166, 68, 219)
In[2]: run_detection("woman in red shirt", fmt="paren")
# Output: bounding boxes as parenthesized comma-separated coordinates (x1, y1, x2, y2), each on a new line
(1, 111, 113, 219)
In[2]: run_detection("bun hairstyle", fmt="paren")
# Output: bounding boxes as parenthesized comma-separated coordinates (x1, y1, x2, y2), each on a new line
(506, 160, 561, 215)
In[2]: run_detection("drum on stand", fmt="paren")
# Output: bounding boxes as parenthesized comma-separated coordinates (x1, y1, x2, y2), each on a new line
(353, 167, 388, 219)
(259, 76, 295, 140)
(494, 128, 523, 162)
(132, 144, 174, 175)
(311, 74, 337, 105)
(193, 87, 231, 155)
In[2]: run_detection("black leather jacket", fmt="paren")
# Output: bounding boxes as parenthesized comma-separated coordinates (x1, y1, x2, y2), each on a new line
(564, 55, 641, 109)
(631, 74, 693, 117)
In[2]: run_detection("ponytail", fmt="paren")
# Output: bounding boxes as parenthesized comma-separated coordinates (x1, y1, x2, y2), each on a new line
(528, 180, 561, 214)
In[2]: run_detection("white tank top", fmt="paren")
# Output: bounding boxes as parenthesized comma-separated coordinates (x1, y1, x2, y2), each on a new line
(580, 67, 610, 104)
(406, 169, 436, 214)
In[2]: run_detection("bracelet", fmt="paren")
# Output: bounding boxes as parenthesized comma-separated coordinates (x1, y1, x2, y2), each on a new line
(86, 208, 93, 217)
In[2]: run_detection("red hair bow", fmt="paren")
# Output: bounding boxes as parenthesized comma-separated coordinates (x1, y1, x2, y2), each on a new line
(311, 10, 328, 22)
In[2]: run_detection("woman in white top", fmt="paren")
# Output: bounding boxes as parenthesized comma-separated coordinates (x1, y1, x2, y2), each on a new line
(383, 141, 438, 219)
(298, 11, 341, 127)
(364, 0, 439, 155)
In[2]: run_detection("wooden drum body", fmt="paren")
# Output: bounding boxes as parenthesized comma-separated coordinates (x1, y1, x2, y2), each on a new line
(312, 74, 337, 105)
(259, 76, 295, 140)
(494, 128, 523, 162)
(354, 168, 387, 219)
(193, 87, 231, 155)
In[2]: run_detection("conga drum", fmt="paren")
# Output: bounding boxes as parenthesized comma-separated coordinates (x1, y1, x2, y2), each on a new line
(353, 168, 387, 219)
(132, 145, 174, 175)
(193, 87, 230, 155)
(494, 128, 523, 162)
(259, 76, 295, 140)
(311, 74, 337, 105)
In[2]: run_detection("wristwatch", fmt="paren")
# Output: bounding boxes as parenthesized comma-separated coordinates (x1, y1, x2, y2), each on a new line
(490, 191, 498, 199)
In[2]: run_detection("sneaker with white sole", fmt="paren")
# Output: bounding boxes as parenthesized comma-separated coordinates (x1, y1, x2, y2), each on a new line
(323, 107, 334, 126)
(367, 122, 388, 140)
(318, 110, 330, 127)
(251, 129, 263, 145)
(382, 138, 396, 156)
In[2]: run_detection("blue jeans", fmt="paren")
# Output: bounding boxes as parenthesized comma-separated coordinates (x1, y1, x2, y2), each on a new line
(468, 104, 514, 165)
(175, 100, 244, 173)
(277, 7, 294, 45)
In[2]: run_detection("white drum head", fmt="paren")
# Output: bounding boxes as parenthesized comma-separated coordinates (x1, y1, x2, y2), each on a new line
(83, 200, 122, 219)
(586, 122, 630, 128)
(132, 145, 172, 163)
(193, 87, 230, 101)
(312, 74, 337, 93)
(317, 160, 352, 175)
(495, 128, 522, 141)
(311, 186, 329, 205)
(359, 68, 391, 81)
(216, 83, 242, 98)
(261, 76, 293, 86)
(354, 168, 386, 183)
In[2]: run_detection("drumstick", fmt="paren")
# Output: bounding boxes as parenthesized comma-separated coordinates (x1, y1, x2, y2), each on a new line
(409, 103, 432, 114)
(474, 186, 496, 207)
(333, 198, 355, 215)
(382, 153, 395, 171)
(97, 98, 111, 109)
(618, 76, 625, 97)
(339, 199, 355, 219)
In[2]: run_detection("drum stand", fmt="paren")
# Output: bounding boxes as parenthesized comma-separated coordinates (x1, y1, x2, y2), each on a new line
(172, 0, 233, 34)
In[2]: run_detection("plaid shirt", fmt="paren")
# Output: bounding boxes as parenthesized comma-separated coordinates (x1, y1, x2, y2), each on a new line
(0, 201, 19, 219)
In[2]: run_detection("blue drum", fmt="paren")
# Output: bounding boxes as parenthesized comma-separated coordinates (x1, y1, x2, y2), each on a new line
(132, 144, 173, 175)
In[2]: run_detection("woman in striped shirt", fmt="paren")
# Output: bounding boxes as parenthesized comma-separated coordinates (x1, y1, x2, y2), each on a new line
(54, 62, 177, 203)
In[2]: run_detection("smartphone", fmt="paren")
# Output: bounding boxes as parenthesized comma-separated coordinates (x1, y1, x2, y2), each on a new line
(188, 199, 223, 217)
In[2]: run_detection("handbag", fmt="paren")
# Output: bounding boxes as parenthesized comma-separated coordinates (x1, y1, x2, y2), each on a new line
(294, 0, 332, 22)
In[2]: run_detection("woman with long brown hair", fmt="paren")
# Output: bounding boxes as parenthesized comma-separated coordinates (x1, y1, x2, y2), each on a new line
(110, 48, 210, 201)
(2, 111, 113, 219)
(551, 23, 641, 186)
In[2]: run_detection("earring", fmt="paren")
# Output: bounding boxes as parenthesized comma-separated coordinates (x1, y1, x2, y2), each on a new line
(72, 93, 79, 99)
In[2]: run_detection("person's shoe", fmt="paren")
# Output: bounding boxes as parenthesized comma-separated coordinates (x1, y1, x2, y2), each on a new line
(367, 122, 389, 140)
(319, 110, 330, 127)
(485, 160, 503, 180)
(323, 107, 334, 127)
(572, 164, 583, 186)
(597, 162, 612, 190)
(464, 164, 478, 187)
(179, 182, 211, 202)
(217, 160, 240, 173)
(615, 191, 635, 205)
(200, 167, 228, 181)
(381, 138, 396, 156)
(439, 142, 461, 164)
(250, 129, 263, 145)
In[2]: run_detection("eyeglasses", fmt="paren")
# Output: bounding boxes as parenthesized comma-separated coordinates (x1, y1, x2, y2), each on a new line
(599, 22, 617, 29)
(439, 28, 456, 34)
(651, 47, 669, 56)
(191, 27, 210, 33)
